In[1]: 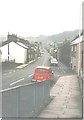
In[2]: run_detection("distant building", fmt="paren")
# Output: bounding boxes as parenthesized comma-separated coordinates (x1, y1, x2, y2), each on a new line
(47, 43, 57, 59)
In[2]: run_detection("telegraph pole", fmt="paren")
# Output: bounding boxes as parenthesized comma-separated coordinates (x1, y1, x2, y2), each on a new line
(8, 43, 9, 61)
(78, 1, 82, 76)
(7, 32, 9, 61)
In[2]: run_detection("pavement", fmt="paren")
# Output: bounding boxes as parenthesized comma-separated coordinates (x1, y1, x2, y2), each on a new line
(14, 57, 41, 69)
(16, 59, 37, 69)
(38, 75, 82, 118)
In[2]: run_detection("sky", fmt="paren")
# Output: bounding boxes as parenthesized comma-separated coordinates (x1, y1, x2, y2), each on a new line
(0, 0, 82, 37)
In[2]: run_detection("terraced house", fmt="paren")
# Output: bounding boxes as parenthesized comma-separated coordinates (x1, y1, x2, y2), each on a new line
(70, 35, 83, 77)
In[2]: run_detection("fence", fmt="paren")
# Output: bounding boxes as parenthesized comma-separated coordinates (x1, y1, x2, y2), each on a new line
(0, 80, 52, 118)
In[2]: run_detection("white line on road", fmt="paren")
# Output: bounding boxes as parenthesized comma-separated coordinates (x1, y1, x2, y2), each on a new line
(28, 74, 33, 77)
(10, 78, 24, 86)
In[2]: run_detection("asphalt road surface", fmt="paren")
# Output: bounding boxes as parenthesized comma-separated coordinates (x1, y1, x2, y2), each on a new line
(2, 50, 72, 90)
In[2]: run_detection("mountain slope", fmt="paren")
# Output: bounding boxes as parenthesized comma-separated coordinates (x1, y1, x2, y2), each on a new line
(26, 29, 79, 46)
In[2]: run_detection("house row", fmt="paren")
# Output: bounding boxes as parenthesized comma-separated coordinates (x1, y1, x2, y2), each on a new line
(56, 35, 83, 77)
(47, 43, 57, 59)
(0, 34, 41, 64)
(70, 35, 83, 77)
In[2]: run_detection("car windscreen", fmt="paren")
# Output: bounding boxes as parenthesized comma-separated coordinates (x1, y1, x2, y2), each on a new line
(36, 69, 47, 74)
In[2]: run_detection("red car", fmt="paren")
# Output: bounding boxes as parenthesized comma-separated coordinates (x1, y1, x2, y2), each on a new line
(32, 66, 54, 81)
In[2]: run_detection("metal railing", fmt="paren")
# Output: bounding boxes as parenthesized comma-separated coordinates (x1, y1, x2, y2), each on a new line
(0, 80, 52, 118)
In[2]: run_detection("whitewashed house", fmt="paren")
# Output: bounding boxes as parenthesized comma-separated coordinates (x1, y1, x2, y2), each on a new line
(0, 33, 41, 64)
(1, 40, 29, 64)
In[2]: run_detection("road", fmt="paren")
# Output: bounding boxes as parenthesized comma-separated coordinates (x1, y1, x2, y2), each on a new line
(2, 50, 72, 90)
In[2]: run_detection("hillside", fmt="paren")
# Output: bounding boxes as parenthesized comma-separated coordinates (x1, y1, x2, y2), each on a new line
(26, 29, 79, 46)
(0, 30, 79, 46)
(36, 30, 79, 46)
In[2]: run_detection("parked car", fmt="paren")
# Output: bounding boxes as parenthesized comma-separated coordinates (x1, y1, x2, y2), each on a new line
(32, 66, 54, 81)
(49, 56, 53, 61)
(50, 58, 58, 66)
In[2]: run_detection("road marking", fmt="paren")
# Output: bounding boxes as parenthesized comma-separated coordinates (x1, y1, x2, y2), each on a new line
(10, 78, 24, 86)
(16, 64, 28, 69)
(28, 74, 33, 77)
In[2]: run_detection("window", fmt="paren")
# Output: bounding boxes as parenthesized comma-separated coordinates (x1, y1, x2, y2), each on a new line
(71, 46, 73, 51)
(36, 69, 46, 74)
(74, 46, 76, 51)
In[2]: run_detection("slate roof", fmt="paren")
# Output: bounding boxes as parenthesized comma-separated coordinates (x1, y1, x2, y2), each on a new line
(0, 34, 31, 49)
(71, 32, 83, 41)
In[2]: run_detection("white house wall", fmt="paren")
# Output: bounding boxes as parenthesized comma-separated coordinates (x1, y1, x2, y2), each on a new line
(9, 42, 27, 63)
(1, 42, 27, 63)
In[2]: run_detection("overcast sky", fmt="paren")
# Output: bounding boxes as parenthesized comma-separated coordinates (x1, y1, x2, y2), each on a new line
(0, 0, 82, 37)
